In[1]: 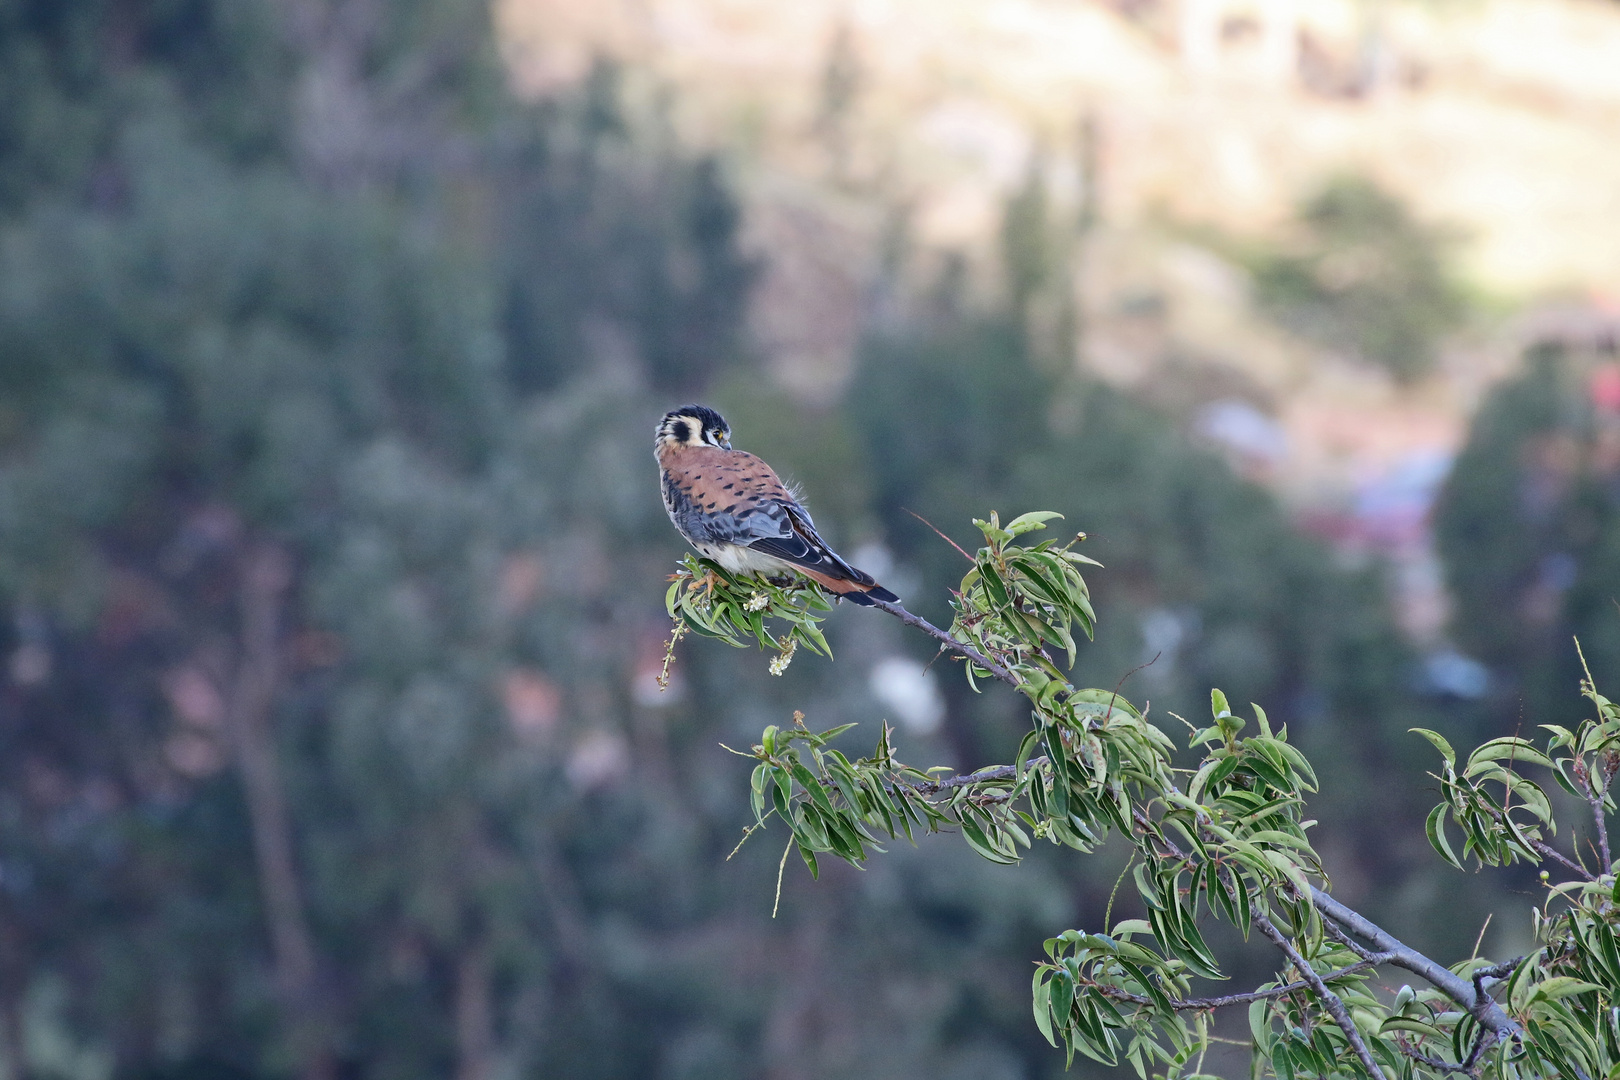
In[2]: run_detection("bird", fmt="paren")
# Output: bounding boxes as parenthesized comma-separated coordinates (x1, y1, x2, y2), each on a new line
(655, 404, 900, 607)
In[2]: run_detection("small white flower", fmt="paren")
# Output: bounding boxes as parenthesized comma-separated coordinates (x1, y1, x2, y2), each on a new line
(745, 593, 770, 612)
(768, 637, 798, 676)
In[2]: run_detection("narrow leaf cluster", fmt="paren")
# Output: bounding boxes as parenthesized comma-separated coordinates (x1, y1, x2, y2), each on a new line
(665, 554, 833, 672)
(676, 510, 1620, 1079)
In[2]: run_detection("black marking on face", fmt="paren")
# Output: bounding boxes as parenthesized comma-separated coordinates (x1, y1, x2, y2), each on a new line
(671, 420, 691, 444)
(661, 404, 730, 442)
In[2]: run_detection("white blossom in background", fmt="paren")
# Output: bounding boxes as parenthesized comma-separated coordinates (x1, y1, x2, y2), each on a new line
(568, 729, 630, 790)
(869, 656, 944, 734)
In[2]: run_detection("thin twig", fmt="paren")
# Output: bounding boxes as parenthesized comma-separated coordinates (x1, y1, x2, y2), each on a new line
(1104, 850, 1136, 929)
(1320, 917, 1380, 962)
(726, 814, 775, 861)
(1253, 912, 1389, 1080)
(1575, 638, 1614, 875)
(1470, 913, 1492, 961)
(1107, 651, 1159, 722)
(1529, 837, 1594, 881)
(773, 835, 793, 919)
(1588, 781, 1613, 877)
(902, 507, 974, 563)
(1394, 1033, 1476, 1076)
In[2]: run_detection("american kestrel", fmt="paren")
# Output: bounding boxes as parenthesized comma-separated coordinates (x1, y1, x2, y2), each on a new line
(656, 405, 900, 607)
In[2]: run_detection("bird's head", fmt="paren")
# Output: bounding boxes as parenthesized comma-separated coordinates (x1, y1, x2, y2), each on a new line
(656, 405, 732, 451)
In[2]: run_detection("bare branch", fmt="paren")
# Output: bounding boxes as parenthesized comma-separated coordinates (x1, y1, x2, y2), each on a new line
(867, 597, 1017, 683)
(1394, 1033, 1477, 1076)
(901, 508, 974, 563)
(1472, 956, 1525, 1007)
(1311, 889, 1521, 1045)
(1254, 912, 1388, 1080)
(1588, 783, 1613, 877)
(225, 542, 334, 1080)
(1320, 916, 1381, 962)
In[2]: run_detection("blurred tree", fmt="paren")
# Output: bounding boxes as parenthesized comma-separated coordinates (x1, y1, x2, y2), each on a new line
(811, 21, 863, 184)
(1250, 174, 1466, 384)
(0, 3, 756, 1079)
(496, 77, 756, 398)
(1436, 340, 1620, 729)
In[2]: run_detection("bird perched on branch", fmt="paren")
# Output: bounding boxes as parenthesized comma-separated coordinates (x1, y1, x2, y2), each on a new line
(655, 404, 900, 607)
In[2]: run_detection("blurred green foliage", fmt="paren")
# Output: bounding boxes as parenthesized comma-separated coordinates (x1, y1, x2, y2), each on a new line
(1436, 342, 1620, 729)
(1248, 175, 1467, 384)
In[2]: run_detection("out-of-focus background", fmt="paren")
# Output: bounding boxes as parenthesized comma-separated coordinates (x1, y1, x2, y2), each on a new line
(1, 0, 1618, 1077)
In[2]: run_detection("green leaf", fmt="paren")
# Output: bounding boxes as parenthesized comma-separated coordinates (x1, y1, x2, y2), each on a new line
(1409, 727, 1456, 766)
(979, 562, 1012, 608)
(960, 814, 1020, 865)
(1032, 971, 1058, 1046)
(1006, 510, 1064, 536)
(1531, 977, 1604, 1001)
(1378, 1016, 1443, 1038)
(1424, 806, 1461, 871)
(797, 842, 819, 879)
(1050, 970, 1076, 1031)
(790, 763, 835, 814)
(1466, 737, 1555, 774)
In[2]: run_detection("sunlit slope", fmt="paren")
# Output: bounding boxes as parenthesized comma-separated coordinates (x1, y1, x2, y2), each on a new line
(498, 0, 1620, 299)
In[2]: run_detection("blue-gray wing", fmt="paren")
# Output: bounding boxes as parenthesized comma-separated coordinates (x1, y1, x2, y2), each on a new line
(660, 446, 898, 603)
(746, 502, 873, 585)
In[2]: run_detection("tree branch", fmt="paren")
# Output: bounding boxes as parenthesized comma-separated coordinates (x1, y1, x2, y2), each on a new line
(1254, 912, 1388, 1080)
(1529, 837, 1594, 881)
(1311, 889, 1520, 1044)
(1092, 955, 1391, 1012)
(1585, 777, 1612, 877)
(1394, 1033, 1478, 1076)
(1472, 955, 1524, 1005)
(1395, 955, 1522, 1080)
(903, 758, 1048, 795)
(225, 543, 334, 1080)
(868, 597, 1017, 684)
(867, 593, 1526, 1047)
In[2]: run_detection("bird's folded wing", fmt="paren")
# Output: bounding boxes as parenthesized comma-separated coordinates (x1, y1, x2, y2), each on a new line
(746, 503, 876, 588)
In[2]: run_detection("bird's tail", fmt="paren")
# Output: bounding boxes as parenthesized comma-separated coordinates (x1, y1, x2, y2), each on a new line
(841, 584, 901, 607)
